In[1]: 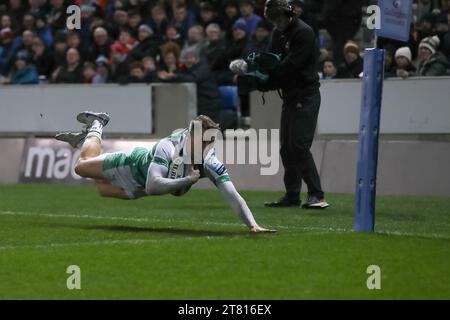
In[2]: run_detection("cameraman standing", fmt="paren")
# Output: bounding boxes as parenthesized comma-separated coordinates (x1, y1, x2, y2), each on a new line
(260, 0, 329, 209)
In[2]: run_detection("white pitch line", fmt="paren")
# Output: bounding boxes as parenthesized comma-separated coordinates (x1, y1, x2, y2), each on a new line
(0, 210, 349, 233)
(0, 237, 203, 251)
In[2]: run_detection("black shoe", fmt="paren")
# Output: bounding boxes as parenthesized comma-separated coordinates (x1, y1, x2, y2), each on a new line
(265, 196, 301, 208)
(302, 196, 330, 209)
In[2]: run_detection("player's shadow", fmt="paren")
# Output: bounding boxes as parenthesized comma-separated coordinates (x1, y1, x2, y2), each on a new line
(84, 224, 246, 237)
(41, 222, 248, 237)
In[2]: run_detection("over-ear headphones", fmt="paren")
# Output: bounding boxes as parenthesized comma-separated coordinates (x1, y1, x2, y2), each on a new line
(265, 0, 295, 18)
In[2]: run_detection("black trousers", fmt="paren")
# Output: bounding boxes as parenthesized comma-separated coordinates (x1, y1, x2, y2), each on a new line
(280, 90, 324, 198)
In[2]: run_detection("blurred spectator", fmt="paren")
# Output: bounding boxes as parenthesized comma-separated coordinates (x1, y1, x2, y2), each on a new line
(149, 2, 169, 39)
(35, 17, 53, 48)
(246, 19, 272, 53)
(89, 27, 111, 60)
(238, 0, 262, 37)
(222, 0, 240, 39)
(290, 0, 319, 36)
(172, 0, 197, 40)
(118, 27, 137, 52)
(52, 31, 67, 67)
(321, 58, 337, 80)
(336, 40, 363, 79)
(322, 0, 363, 65)
(384, 45, 397, 78)
(142, 55, 157, 82)
(47, 0, 67, 33)
(416, 35, 450, 76)
(164, 23, 184, 47)
(109, 41, 130, 83)
(159, 46, 222, 124)
(22, 13, 35, 32)
(393, 46, 416, 79)
(92, 55, 110, 83)
(109, 10, 129, 39)
(30, 37, 53, 78)
(3, 50, 39, 84)
(1, 14, 12, 31)
(198, 1, 220, 29)
(158, 41, 181, 74)
(215, 17, 250, 85)
(182, 25, 207, 53)
(8, 0, 27, 32)
(126, 60, 146, 83)
(130, 24, 161, 61)
(16, 30, 34, 60)
(67, 31, 90, 61)
(83, 61, 96, 83)
(442, 12, 450, 60)
(52, 47, 84, 83)
(128, 10, 143, 36)
(0, 28, 19, 76)
(28, 0, 48, 21)
(202, 23, 226, 71)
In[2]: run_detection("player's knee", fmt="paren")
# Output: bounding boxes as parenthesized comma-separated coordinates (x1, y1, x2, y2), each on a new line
(74, 160, 88, 178)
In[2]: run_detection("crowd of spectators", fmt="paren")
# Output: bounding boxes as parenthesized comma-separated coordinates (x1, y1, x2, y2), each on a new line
(1, 0, 450, 125)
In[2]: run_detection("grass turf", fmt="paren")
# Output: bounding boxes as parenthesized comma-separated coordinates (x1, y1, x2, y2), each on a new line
(0, 184, 449, 299)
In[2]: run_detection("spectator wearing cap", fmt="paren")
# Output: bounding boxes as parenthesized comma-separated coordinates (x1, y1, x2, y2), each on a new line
(417, 35, 450, 76)
(172, 1, 197, 41)
(246, 19, 272, 53)
(238, 0, 262, 37)
(30, 37, 53, 78)
(393, 46, 416, 79)
(4, 50, 39, 84)
(130, 24, 161, 61)
(198, 1, 221, 29)
(52, 47, 84, 83)
(89, 27, 112, 61)
(92, 55, 110, 84)
(336, 40, 363, 79)
(0, 28, 20, 76)
(109, 41, 131, 83)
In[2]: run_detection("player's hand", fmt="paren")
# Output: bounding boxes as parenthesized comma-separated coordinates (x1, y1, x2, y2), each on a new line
(250, 225, 277, 233)
(187, 166, 200, 184)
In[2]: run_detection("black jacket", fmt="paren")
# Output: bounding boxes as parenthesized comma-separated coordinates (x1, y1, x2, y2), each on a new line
(336, 56, 363, 79)
(264, 18, 320, 97)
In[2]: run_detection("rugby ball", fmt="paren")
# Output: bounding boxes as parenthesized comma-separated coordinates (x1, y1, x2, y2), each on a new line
(168, 157, 191, 196)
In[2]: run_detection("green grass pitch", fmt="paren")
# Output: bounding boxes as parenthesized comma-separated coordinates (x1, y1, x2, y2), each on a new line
(0, 184, 449, 299)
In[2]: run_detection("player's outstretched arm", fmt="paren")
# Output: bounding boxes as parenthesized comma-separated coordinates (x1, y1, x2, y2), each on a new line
(217, 181, 276, 233)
